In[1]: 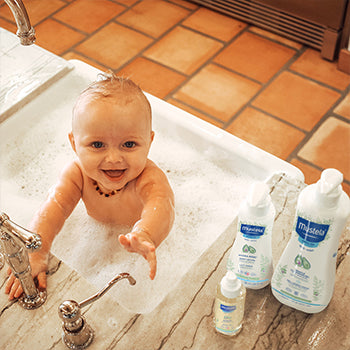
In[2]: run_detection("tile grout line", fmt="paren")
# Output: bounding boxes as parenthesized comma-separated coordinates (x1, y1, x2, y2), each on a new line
(246, 105, 309, 134)
(165, 97, 225, 126)
(245, 27, 305, 51)
(288, 68, 350, 94)
(162, 25, 252, 101)
(286, 82, 350, 163)
(222, 45, 308, 129)
(59, 4, 134, 57)
(111, 2, 200, 73)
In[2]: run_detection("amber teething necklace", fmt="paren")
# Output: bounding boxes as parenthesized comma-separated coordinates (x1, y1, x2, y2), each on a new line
(92, 180, 124, 197)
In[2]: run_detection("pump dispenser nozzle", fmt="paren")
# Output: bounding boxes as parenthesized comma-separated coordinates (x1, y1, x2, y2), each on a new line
(318, 168, 343, 195)
(247, 182, 271, 216)
(316, 169, 344, 207)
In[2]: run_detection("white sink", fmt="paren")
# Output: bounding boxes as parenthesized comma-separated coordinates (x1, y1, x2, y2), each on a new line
(0, 58, 303, 314)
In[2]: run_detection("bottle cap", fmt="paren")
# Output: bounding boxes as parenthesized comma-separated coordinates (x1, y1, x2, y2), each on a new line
(316, 168, 343, 206)
(220, 271, 242, 299)
(247, 182, 271, 216)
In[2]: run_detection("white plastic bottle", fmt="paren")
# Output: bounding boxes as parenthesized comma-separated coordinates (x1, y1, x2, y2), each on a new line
(271, 169, 350, 313)
(214, 271, 246, 337)
(227, 182, 275, 289)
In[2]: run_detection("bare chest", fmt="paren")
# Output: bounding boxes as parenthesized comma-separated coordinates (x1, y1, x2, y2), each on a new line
(81, 182, 143, 226)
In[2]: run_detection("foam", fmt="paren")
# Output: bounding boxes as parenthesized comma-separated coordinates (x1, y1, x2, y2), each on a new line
(1, 110, 253, 313)
(51, 131, 253, 313)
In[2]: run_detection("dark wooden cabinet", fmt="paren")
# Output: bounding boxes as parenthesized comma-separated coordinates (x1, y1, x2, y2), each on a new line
(257, 0, 348, 29)
(190, 0, 349, 60)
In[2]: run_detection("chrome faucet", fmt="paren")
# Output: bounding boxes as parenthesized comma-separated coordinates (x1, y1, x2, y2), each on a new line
(4, 0, 36, 45)
(0, 212, 46, 309)
(59, 273, 136, 349)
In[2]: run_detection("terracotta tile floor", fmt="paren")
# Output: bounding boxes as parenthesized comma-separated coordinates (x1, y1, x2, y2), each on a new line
(1, 0, 349, 194)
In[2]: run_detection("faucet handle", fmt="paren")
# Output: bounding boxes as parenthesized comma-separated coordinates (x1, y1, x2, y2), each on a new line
(58, 272, 136, 349)
(59, 300, 94, 349)
(0, 212, 41, 251)
(59, 300, 83, 330)
(0, 212, 46, 309)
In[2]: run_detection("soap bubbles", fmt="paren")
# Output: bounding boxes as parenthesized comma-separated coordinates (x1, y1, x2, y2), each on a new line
(51, 131, 253, 313)
(2, 104, 253, 313)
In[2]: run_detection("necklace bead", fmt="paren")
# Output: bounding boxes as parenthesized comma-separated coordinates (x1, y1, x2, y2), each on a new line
(92, 181, 121, 197)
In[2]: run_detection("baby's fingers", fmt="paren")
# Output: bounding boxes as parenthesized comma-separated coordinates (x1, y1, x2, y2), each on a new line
(5, 275, 23, 300)
(12, 282, 23, 299)
(131, 235, 155, 254)
(37, 271, 47, 291)
(146, 250, 157, 280)
(4, 273, 16, 294)
(118, 234, 131, 250)
(119, 233, 157, 279)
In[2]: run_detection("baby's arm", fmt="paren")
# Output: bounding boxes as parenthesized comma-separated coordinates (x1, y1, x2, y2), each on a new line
(5, 161, 83, 299)
(119, 160, 175, 280)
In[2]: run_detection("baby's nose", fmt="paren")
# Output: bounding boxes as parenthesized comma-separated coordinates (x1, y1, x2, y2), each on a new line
(105, 148, 123, 163)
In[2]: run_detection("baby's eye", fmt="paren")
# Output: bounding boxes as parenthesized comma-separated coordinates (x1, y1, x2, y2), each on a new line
(123, 141, 136, 148)
(91, 141, 104, 149)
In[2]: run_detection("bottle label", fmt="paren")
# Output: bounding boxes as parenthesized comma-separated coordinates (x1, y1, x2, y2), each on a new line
(295, 216, 330, 247)
(220, 304, 236, 312)
(240, 224, 265, 238)
(214, 299, 243, 336)
(272, 257, 322, 305)
(271, 214, 334, 310)
(227, 222, 272, 287)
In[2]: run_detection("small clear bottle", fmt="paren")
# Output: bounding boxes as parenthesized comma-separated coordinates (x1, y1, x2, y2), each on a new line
(214, 271, 246, 337)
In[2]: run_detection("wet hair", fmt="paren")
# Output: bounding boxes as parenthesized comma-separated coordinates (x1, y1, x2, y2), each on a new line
(73, 71, 152, 117)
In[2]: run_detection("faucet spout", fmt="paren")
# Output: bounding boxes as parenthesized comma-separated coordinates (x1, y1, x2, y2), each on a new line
(0, 212, 46, 309)
(4, 0, 35, 45)
(79, 272, 136, 309)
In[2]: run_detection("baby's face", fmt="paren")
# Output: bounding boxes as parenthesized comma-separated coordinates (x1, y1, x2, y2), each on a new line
(70, 95, 153, 191)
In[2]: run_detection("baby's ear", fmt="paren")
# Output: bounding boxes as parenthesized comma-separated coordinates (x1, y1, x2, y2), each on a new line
(150, 131, 155, 142)
(68, 132, 76, 152)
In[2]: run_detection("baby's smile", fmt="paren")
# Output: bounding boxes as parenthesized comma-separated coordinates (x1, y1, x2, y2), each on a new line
(102, 169, 126, 181)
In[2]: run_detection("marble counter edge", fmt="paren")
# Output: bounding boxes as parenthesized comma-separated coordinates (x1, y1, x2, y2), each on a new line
(1, 174, 349, 350)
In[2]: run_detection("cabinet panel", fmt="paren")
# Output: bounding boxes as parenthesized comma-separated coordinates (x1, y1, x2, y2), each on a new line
(256, 0, 348, 29)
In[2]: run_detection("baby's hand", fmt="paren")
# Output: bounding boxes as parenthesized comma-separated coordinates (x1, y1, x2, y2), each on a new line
(118, 231, 157, 280)
(5, 253, 47, 300)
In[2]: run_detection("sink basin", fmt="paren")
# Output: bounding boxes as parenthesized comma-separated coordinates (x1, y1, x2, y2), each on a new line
(0, 59, 303, 314)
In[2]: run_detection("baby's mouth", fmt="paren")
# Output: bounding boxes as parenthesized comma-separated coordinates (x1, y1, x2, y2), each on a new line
(102, 169, 126, 180)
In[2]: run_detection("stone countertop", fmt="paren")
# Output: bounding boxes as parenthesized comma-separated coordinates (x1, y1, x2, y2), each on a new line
(0, 28, 72, 123)
(1, 173, 350, 350)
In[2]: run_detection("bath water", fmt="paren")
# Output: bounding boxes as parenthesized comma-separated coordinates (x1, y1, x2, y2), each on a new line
(0, 106, 254, 313)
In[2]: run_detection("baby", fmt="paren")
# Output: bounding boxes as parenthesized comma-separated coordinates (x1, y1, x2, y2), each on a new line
(5, 73, 175, 300)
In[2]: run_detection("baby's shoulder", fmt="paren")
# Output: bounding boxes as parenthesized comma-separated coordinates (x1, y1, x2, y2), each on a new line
(141, 159, 167, 179)
(60, 160, 83, 188)
(135, 159, 172, 195)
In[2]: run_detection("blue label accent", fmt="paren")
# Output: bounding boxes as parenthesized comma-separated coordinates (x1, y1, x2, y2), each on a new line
(272, 287, 324, 307)
(237, 276, 269, 284)
(220, 304, 236, 313)
(295, 217, 329, 247)
(241, 224, 265, 238)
